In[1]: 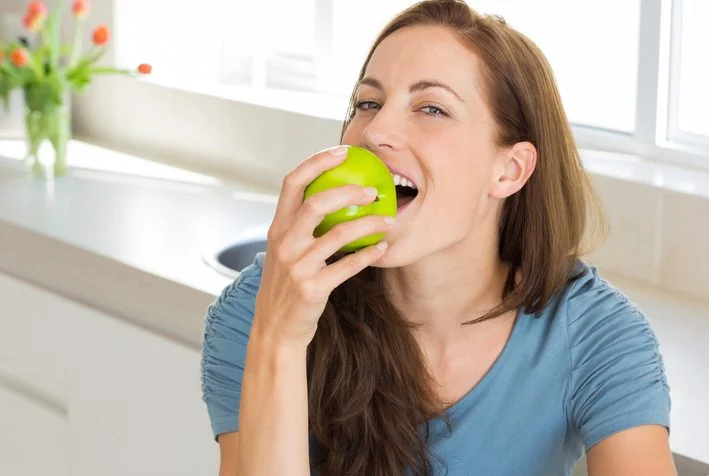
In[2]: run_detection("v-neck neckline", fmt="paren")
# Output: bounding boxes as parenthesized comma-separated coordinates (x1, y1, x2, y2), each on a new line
(436, 306, 527, 418)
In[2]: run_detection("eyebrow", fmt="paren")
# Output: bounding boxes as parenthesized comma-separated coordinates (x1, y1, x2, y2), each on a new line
(358, 77, 465, 103)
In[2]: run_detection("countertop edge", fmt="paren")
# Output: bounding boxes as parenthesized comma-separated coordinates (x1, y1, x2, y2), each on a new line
(0, 219, 217, 351)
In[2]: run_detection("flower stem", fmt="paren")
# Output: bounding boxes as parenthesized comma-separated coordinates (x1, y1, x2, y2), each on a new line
(49, 0, 65, 70)
(68, 20, 83, 68)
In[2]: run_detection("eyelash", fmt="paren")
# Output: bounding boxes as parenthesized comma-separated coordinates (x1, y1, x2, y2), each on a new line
(354, 100, 449, 118)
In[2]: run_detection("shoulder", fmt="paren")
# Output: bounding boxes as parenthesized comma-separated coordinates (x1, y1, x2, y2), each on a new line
(558, 261, 656, 349)
(556, 261, 671, 448)
(204, 252, 265, 339)
(201, 252, 265, 439)
(561, 260, 636, 323)
(554, 260, 662, 369)
(219, 251, 265, 301)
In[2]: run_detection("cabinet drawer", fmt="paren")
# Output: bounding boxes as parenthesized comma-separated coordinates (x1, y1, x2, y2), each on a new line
(0, 384, 70, 476)
(0, 272, 72, 403)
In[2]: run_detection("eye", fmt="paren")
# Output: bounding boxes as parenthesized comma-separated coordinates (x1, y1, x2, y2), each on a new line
(420, 105, 448, 117)
(354, 100, 380, 111)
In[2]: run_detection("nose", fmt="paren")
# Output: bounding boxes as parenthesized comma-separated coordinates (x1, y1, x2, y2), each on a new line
(361, 104, 405, 153)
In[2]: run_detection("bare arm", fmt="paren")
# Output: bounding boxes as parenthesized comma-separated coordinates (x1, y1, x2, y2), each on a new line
(586, 425, 676, 476)
(225, 145, 392, 475)
(218, 432, 239, 476)
(236, 334, 310, 475)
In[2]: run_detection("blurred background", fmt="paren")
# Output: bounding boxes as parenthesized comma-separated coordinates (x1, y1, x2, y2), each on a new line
(0, 0, 707, 475)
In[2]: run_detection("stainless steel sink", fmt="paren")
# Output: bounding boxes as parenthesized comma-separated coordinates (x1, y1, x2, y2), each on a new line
(203, 238, 267, 279)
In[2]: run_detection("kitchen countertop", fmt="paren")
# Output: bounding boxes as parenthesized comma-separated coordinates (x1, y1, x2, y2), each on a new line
(0, 153, 277, 348)
(0, 145, 707, 466)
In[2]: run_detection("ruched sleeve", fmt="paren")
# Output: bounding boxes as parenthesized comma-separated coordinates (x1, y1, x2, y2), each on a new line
(566, 269, 672, 450)
(201, 252, 265, 440)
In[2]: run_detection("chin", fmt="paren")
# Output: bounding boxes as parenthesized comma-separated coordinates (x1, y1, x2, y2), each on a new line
(369, 254, 400, 268)
(368, 240, 422, 268)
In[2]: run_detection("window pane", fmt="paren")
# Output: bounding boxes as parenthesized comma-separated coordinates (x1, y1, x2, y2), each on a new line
(116, 0, 317, 87)
(114, 0, 224, 85)
(326, 1, 415, 96)
(222, 0, 317, 57)
(220, 0, 318, 90)
(329, 0, 640, 132)
(676, 0, 709, 138)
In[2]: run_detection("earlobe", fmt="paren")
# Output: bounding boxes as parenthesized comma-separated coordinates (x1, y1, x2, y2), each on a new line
(490, 141, 537, 199)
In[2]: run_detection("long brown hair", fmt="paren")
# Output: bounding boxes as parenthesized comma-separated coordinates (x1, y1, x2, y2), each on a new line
(307, 1, 609, 474)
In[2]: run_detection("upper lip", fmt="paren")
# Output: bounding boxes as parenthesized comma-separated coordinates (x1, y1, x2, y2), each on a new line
(386, 165, 418, 187)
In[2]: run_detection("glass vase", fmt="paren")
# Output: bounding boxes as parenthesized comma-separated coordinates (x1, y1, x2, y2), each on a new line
(23, 100, 71, 179)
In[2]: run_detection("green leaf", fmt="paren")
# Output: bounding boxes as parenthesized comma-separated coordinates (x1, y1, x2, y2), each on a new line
(2, 59, 36, 89)
(24, 51, 44, 82)
(24, 78, 67, 113)
(66, 49, 105, 79)
(0, 76, 10, 108)
(30, 46, 49, 74)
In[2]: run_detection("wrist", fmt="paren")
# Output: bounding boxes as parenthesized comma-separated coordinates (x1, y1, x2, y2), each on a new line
(248, 321, 309, 362)
(250, 316, 313, 355)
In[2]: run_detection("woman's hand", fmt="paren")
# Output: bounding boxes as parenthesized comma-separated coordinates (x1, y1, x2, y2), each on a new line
(252, 145, 394, 348)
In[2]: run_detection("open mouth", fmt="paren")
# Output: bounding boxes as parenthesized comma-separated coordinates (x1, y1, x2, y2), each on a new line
(391, 173, 419, 209)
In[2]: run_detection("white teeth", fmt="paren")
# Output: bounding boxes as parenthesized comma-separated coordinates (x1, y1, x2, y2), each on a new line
(392, 173, 417, 189)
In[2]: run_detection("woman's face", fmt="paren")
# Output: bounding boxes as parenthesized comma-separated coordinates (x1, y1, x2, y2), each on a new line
(342, 25, 527, 267)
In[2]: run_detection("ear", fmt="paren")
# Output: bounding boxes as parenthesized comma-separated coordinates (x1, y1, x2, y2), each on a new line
(489, 141, 537, 199)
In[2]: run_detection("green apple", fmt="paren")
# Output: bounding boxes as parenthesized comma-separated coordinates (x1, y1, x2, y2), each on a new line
(303, 146, 397, 252)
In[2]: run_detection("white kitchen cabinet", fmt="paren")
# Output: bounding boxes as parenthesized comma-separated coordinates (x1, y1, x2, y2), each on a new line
(67, 289, 219, 476)
(0, 271, 219, 475)
(0, 385, 70, 476)
(0, 272, 71, 405)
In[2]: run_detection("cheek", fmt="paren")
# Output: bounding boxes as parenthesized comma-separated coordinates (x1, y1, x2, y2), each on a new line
(426, 145, 493, 222)
(342, 118, 366, 144)
(434, 142, 489, 193)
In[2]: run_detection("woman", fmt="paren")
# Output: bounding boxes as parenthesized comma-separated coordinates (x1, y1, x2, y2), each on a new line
(201, 1, 674, 475)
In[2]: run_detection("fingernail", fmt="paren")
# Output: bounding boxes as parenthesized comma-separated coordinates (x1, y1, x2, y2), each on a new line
(383, 216, 396, 225)
(329, 145, 349, 156)
(363, 187, 378, 198)
(376, 241, 388, 252)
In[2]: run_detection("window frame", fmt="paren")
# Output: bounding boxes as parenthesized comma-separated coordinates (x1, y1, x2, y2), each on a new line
(666, 0, 709, 151)
(211, 0, 709, 171)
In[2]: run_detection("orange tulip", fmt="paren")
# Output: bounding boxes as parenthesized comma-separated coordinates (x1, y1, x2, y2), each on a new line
(27, 1, 47, 16)
(92, 25, 109, 45)
(0, 49, 4, 63)
(72, 0, 88, 19)
(22, 11, 46, 32)
(10, 48, 29, 67)
(23, 13, 34, 30)
(137, 63, 152, 74)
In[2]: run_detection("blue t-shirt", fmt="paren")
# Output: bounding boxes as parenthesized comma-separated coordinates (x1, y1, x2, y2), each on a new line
(201, 252, 671, 476)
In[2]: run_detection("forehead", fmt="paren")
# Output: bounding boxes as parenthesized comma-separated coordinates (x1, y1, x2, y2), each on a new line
(364, 25, 482, 96)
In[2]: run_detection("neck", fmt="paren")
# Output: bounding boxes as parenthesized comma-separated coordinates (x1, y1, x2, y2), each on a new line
(383, 230, 511, 343)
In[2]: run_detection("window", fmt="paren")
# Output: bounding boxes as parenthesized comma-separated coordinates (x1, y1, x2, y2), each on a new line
(220, 0, 320, 91)
(114, 0, 224, 86)
(116, 0, 709, 168)
(669, 0, 709, 145)
(466, 1, 641, 133)
(327, 1, 418, 96)
(218, 0, 641, 133)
